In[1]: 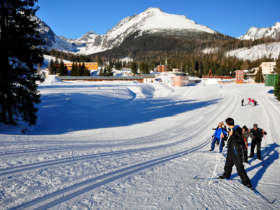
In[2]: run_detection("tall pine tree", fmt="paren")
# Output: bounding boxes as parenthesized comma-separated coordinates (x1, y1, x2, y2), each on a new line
(0, 0, 43, 125)
(255, 67, 264, 83)
(48, 59, 57, 75)
(274, 76, 280, 101)
(275, 55, 280, 74)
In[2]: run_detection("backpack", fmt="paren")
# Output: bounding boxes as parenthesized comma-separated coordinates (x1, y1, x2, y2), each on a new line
(232, 126, 245, 145)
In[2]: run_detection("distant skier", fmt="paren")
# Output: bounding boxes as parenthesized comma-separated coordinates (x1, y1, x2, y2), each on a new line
(241, 98, 244, 106)
(249, 124, 267, 160)
(210, 122, 228, 153)
(219, 118, 252, 189)
(242, 125, 250, 163)
(251, 99, 255, 106)
(248, 98, 251, 105)
(254, 100, 257, 106)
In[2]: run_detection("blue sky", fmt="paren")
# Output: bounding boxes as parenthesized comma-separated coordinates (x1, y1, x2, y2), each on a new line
(37, 0, 280, 39)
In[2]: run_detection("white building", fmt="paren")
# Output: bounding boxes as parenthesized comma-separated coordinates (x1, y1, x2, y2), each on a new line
(259, 62, 276, 75)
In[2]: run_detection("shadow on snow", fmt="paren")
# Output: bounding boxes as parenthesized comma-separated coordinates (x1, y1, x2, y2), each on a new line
(20, 92, 220, 135)
(231, 143, 279, 188)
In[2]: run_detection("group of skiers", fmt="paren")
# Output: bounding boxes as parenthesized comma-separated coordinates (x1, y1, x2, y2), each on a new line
(241, 98, 257, 106)
(209, 118, 267, 189)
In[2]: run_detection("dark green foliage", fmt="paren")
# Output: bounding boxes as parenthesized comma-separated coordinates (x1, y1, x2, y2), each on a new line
(255, 68, 264, 83)
(0, 0, 43, 125)
(80, 63, 90, 76)
(114, 60, 122, 70)
(274, 74, 280, 101)
(131, 62, 138, 74)
(48, 59, 57, 75)
(58, 60, 68, 76)
(275, 56, 280, 74)
(139, 63, 150, 74)
(70, 62, 90, 76)
(47, 50, 92, 62)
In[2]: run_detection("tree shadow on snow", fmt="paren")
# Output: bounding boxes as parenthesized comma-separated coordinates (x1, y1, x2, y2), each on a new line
(268, 89, 274, 94)
(8, 92, 220, 135)
(231, 143, 279, 188)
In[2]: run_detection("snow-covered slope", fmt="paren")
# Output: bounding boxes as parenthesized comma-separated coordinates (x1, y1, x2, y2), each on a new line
(40, 8, 217, 55)
(226, 42, 280, 61)
(1, 81, 280, 209)
(99, 8, 215, 49)
(240, 22, 280, 40)
(37, 19, 79, 52)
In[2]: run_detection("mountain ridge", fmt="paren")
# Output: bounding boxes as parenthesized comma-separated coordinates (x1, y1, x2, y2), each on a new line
(40, 7, 219, 55)
(240, 22, 280, 40)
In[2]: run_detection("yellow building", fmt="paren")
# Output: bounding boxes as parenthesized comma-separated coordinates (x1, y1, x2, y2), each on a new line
(64, 62, 98, 71)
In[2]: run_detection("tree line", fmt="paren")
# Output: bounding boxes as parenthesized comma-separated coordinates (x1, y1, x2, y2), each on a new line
(274, 56, 280, 101)
(48, 59, 90, 76)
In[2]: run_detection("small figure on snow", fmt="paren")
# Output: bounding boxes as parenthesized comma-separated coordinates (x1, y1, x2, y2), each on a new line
(242, 126, 250, 163)
(249, 124, 267, 160)
(248, 98, 252, 105)
(210, 122, 228, 153)
(219, 118, 252, 189)
(241, 98, 244, 107)
(251, 99, 255, 106)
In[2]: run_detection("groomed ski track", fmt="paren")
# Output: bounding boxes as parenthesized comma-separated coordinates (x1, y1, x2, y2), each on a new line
(0, 81, 279, 209)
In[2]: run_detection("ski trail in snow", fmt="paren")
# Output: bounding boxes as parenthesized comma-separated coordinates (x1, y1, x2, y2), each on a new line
(9, 139, 210, 210)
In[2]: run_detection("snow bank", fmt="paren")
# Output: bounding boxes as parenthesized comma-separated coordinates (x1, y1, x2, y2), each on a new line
(41, 75, 63, 85)
(202, 78, 219, 85)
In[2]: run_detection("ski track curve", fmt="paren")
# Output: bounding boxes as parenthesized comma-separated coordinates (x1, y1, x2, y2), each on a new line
(2, 83, 278, 209)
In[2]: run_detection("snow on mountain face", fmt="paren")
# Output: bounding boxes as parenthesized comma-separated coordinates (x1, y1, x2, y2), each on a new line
(240, 22, 280, 40)
(226, 42, 280, 61)
(101, 8, 216, 49)
(37, 19, 79, 52)
(40, 8, 216, 55)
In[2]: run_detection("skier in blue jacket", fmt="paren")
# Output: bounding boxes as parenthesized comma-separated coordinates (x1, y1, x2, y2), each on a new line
(210, 122, 228, 153)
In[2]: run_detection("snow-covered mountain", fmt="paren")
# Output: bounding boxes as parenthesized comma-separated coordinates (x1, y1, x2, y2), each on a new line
(40, 8, 217, 55)
(37, 19, 79, 52)
(240, 22, 280, 40)
(226, 42, 280, 61)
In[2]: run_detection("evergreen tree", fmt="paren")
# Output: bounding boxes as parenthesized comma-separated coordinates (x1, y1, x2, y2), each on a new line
(71, 62, 78, 76)
(76, 63, 82, 76)
(0, 0, 43, 125)
(81, 63, 90, 76)
(274, 76, 280, 101)
(104, 65, 113, 76)
(275, 56, 280, 74)
(131, 62, 138, 75)
(255, 67, 264, 83)
(115, 60, 122, 70)
(58, 60, 68, 76)
(54, 57, 59, 74)
(48, 59, 56, 75)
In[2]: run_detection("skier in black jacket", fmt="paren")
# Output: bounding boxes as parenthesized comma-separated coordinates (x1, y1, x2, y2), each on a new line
(249, 124, 267, 160)
(219, 118, 252, 189)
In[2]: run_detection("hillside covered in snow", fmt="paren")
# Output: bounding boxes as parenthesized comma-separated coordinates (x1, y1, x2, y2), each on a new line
(226, 42, 280, 61)
(39, 8, 218, 55)
(0, 80, 280, 209)
(240, 22, 280, 41)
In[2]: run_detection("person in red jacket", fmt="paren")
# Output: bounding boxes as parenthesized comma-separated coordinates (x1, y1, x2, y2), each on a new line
(248, 98, 251, 105)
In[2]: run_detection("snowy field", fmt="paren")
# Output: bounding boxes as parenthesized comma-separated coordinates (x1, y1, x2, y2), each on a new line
(0, 78, 280, 209)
